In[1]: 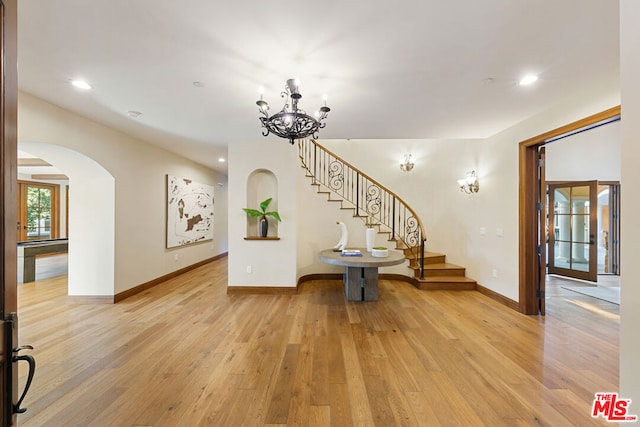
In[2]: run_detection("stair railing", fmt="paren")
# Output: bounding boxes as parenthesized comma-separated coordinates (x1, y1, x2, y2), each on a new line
(298, 139, 427, 279)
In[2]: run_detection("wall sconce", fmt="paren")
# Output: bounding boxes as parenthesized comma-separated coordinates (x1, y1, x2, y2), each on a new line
(400, 154, 415, 172)
(458, 170, 479, 194)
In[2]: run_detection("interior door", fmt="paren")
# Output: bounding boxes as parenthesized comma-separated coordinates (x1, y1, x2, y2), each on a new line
(1, 0, 19, 424)
(548, 180, 598, 282)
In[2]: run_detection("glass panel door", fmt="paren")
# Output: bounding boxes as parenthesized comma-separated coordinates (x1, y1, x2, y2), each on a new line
(548, 181, 598, 281)
(17, 181, 58, 242)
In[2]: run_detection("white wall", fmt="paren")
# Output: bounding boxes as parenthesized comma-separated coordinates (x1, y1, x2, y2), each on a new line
(620, 0, 640, 406)
(18, 92, 228, 295)
(228, 139, 297, 288)
(546, 120, 621, 181)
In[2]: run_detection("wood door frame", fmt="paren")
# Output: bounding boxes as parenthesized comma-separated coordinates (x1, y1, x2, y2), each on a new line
(538, 147, 546, 315)
(605, 182, 621, 275)
(519, 105, 621, 314)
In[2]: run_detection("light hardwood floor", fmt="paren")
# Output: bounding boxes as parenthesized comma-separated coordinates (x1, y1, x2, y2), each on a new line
(16, 257, 619, 426)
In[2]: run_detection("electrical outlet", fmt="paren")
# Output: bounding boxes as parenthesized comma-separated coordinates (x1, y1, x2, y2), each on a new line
(174, 253, 179, 261)
(246, 265, 252, 274)
(492, 269, 498, 278)
(480, 227, 486, 236)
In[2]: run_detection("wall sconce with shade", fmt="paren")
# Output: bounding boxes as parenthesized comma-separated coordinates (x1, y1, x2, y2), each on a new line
(458, 170, 479, 194)
(400, 154, 415, 172)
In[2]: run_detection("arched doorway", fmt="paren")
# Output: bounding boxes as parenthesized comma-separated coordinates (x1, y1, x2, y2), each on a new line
(19, 142, 115, 298)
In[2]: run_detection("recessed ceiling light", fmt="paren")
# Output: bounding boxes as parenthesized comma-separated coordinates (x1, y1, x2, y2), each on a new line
(127, 110, 142, 118)
(519, 74, 538, 86)
(71, 79, 92, 90)
(193, 81, 205, 88)
(218, 157, 226, 163)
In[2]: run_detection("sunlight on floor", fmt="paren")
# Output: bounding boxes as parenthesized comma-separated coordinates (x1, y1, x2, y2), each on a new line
(566, 298, 620, 322)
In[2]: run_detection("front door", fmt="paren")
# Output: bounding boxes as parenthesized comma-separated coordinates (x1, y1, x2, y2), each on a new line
(1, 0, 19, 424)
(548, 181, 598, 282)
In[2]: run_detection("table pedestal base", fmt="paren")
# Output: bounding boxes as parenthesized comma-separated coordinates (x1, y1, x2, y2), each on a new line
(344, 266, 379, 301)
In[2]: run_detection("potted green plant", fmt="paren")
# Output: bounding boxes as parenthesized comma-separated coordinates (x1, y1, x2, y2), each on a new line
(242, 197, 282, 238)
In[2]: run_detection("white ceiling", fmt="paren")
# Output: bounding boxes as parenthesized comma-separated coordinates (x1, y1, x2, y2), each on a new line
(17, 0, 620, 174)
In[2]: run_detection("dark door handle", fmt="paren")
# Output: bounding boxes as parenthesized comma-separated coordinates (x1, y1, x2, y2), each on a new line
(12, 345, 35, 414)
(589, 234, 595, 245)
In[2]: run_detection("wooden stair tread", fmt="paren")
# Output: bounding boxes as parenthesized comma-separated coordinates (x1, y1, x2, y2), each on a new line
(413, 277, 477, 291)
(417, 276, 476, 283)
(422, 251, 446, 259)
(403, 251, 446, 264)
(423, 262, 464, 270)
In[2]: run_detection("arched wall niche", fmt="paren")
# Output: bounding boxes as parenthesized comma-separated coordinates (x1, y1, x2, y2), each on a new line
(246, 169, 278, 237)
(20, 141, 115, 297)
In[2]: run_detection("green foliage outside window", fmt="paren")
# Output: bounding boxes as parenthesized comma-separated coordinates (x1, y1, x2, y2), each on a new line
(27, 187, 51, 236)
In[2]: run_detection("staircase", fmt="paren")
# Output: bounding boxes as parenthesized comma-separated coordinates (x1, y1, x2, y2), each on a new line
(407, 251, 477, 290)
(298, 139, 476, 291)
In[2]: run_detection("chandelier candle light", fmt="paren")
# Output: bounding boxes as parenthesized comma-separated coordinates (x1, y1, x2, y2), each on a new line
(256, 79, 331, 144)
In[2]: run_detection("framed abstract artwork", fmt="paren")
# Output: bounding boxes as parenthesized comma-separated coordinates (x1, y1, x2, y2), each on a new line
(166, 175, 214, 248)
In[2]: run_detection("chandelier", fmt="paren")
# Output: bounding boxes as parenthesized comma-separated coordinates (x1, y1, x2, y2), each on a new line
(256, 78, 330, 144)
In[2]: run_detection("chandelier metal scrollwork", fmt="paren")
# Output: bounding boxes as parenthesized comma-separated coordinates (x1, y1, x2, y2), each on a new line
(256, 79, 331, 144)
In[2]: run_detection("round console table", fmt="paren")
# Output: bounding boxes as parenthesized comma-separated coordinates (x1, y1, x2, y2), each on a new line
(319, 248, 406, 301)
